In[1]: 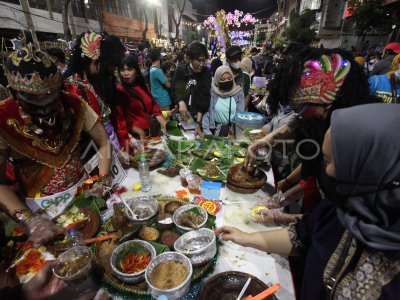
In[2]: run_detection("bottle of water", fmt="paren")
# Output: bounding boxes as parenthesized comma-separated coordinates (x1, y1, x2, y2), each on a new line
(139, 157, 151, 192)
(66, 226, 84, 248)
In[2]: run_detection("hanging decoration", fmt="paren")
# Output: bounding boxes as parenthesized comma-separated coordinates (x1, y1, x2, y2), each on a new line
(229, 31, 252, 46)
(203, 10, 258, 55)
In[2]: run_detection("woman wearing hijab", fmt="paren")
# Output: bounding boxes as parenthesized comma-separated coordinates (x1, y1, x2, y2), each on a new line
(240, 57, 255, 111)
(202, 66, 244, 137)
(216, 103, 400, 299)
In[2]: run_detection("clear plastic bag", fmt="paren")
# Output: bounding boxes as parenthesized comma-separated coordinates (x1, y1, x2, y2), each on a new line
(257, 190, 289, 209)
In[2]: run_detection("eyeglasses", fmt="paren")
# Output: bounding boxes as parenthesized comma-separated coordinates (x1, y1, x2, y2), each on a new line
(193, 58, 207, 65)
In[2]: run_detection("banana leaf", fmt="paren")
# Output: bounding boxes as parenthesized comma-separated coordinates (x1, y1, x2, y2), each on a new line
(188, 157, 234, 181)
(167, 140, 196, 154)
(73, 194, 106, 214)
(166, 120, 183, 136)
(202, 135, 228, 150)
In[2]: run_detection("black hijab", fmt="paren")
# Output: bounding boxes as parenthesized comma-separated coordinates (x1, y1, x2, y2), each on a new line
(330, 103, 400, 251)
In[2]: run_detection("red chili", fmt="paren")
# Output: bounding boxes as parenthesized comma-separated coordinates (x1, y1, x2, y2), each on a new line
(121, 253, 151, 273)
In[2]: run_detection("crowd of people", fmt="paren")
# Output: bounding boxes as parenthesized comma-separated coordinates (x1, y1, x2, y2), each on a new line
(0, 28, 399, 299)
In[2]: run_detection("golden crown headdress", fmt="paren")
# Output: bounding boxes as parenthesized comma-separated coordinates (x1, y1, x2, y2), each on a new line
(3, 30, 62, 95)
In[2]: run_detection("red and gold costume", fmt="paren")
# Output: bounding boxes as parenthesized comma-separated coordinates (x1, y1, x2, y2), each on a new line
(0, 92, 98, 198)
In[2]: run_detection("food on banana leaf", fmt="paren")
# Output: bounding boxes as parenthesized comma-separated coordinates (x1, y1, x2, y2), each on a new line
(167, 140, 196, 154)
(157, 165, 182, 177)
(197, 162, 223, 179)
(191, 149, 214, 160)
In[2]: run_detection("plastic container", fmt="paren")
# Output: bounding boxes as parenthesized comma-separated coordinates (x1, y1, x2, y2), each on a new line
(253, 76, 267, 95)
(187, 174, 201, 195)
(235, 112, 267, 141)
(66, 227, 84, 248)
(179, 168, 191, 188)
(201, 181, 222, 200)
(139, 158, 151, 192)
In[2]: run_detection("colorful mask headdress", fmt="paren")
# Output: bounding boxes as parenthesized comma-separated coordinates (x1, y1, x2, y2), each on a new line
(80, 31, 103, 60)
(291, 54, 351, 105)
(4, 42, 62, 95)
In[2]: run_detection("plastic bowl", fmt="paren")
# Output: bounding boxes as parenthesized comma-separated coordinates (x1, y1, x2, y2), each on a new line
(53, 246, 93, 283)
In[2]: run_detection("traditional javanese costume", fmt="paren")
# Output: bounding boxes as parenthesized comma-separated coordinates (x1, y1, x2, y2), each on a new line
(287, 56, 400, 299)
(1, 43, 99, 218)
(64, 32, 120, 151)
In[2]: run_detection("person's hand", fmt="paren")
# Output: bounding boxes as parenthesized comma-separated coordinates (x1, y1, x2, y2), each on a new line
(257, 191, 287, 209)
(25, 216, 63, 244)
(0, 262, 19, 289)
(178, 101, 189, 118)
(116, 149, 130, 168)
(138, 132, 146, 141)
(245, 136, 273, 167)
(169, 106, 178, 117)
(131, 127, 147, 141)
(22, 260, 67, 300)
(214, 226, 249, 246)
(194, 126, 205, 139)
(87, 182, 105, 198)
(252, 208, 285, 226)
(129, 137, 145, 152)
(276, 178, 293, 193)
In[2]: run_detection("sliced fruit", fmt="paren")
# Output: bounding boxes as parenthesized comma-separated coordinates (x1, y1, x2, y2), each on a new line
(251, 206, 268, 220)
(213, 151, 222, 158)
(236, 157, 245, 163)
(133, 182, 142, 191)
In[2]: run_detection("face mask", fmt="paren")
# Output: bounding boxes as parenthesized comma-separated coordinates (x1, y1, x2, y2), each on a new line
(230, 62, 241, 70)
(219, 80, 234, 91)
(318, 162, 348, 209)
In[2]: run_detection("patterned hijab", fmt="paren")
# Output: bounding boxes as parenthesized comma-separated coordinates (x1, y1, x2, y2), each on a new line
(331, 103, 400, 251)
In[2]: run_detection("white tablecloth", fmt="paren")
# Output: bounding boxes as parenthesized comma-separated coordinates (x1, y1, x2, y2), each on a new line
(120, 165, 295, 300)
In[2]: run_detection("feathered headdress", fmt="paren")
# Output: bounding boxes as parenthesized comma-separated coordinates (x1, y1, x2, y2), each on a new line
(292, 54, 351, 105)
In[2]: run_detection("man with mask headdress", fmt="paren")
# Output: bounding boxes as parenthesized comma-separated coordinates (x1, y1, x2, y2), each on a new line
(0, 37, 112, 243)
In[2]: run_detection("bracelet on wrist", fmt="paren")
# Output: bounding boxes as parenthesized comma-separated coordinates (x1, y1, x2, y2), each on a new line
(13, 209, 33, 224)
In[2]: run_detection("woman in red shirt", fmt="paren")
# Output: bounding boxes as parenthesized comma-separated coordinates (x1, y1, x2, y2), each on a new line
(115, 55, 166, 145)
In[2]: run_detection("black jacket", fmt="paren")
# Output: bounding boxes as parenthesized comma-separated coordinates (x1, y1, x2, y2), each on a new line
(171, 64, 211, 115)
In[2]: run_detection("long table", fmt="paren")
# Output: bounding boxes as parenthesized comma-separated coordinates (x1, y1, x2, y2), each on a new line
(119, 165, 296, 300)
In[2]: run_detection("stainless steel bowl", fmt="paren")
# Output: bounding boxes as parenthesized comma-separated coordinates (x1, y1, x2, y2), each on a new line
(125, 195, 159, 225)
(110, 240, 156, 284)
(174, 228, 216, 267)
(145, 252, 193, 300)
(172, 204, 208, 234)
